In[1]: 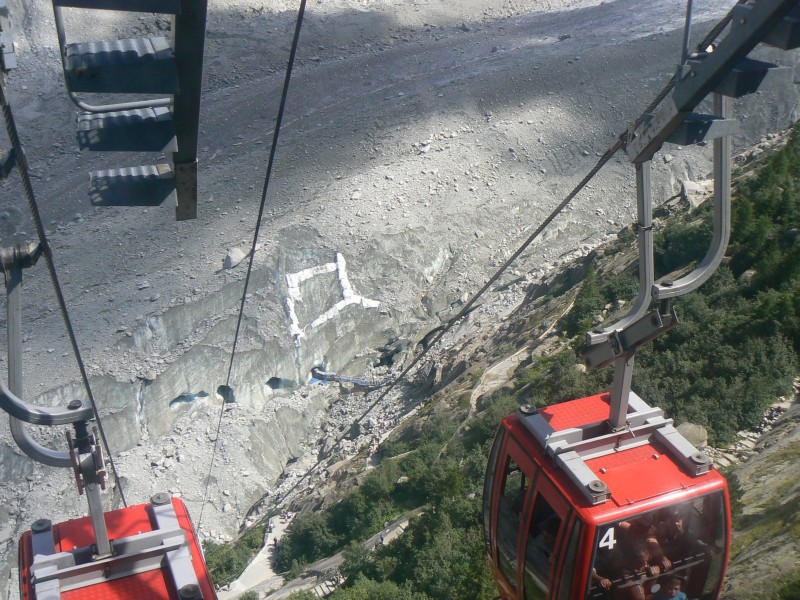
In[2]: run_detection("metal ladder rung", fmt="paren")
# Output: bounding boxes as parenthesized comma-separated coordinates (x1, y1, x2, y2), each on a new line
(763, 5, 800, 50)
(77, 107, 177, 152)
(664, 112, 740, 146)
(65, 37, 178, 94)
(52, 0, 181, 14)
(89, 164, 176, 207)
(714, 57, 788, 98)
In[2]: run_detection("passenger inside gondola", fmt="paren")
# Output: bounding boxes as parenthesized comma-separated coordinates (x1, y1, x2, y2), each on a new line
(587, 494, 728, 600)
(652, 575, 688, 600)
(591, 568, 612, 591)
(610, 539, 661, 600)
(652, 507, 690, 569)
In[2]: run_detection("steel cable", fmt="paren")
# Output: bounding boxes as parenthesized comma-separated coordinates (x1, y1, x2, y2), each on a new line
(197, 0, 309, 529)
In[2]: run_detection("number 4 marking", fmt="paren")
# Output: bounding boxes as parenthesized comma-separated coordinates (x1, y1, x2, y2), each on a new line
(599, 527, 617, 551)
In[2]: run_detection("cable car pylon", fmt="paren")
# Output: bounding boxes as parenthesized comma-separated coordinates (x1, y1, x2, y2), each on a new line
(484, 1, 800, 598)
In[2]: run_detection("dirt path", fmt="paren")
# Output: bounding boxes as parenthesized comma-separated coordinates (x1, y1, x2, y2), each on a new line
(468, 297, 575, 414)
(219, 509, 423, 599)
(218, 513, 295, 599)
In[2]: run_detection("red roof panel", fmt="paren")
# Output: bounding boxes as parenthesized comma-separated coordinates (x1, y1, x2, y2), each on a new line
(538, 392, 610, 430)
(19, 498, 216, 600)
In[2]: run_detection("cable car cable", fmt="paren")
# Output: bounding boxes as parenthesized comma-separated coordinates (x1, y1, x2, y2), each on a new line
(0, 77, 127, 506)
(249, 4, 744, 527)
(197, 0, 309, 529)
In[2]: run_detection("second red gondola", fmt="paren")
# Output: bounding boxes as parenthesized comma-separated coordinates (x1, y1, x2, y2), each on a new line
(484, 392, 730, 600)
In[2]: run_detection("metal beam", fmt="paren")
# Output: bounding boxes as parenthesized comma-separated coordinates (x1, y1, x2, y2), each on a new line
(172, 0, 208, 220)
(587, 160, 654, 345)
(626, 0, 797, 162)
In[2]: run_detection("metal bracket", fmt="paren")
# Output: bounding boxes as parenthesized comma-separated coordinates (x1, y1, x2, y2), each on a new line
(653, 94, 732, 300)
(625, 0, 797, 162)
(66, 423, 112, 556)
(65, 427, 107, 494)
(0, 244, 94, 468)
(0, 381, 93, 426)
(585, 306, 679, 370)
(715, 57, 789, 98)
(587, 160, 655, 346)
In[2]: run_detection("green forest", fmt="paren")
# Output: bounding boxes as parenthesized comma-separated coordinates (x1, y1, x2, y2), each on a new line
(207, 125, 800, 599)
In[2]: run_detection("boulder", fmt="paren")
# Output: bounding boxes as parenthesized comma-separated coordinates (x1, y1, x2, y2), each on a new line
(224, 247, 247, 269)
(677, 422, 708, 447)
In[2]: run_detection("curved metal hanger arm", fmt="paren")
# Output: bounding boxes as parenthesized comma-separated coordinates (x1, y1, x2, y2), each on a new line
(0, 381, 93, 425)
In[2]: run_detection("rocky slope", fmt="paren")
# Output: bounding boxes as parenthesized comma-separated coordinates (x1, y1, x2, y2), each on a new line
(724, 401, 800, 597)
(231, 161, 800, 597)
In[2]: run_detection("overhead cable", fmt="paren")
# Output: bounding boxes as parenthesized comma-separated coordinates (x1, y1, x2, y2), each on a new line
(198, 0, 309, 529)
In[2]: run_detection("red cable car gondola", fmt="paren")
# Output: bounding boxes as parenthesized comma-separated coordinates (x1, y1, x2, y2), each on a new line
(483, 392, 730, 600)
(18, 495, 217, 600)
(481, 118, 737, 599)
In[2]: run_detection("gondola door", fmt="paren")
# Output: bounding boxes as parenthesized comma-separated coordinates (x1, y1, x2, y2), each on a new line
(485, 426, 581, 600)
(521, 477, 581, 600)
(485, 430, 536, 598)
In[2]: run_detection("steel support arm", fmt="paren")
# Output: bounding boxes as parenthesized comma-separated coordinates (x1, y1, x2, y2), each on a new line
(626, 0, 797, 163)
(654, 93, 732, 299)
